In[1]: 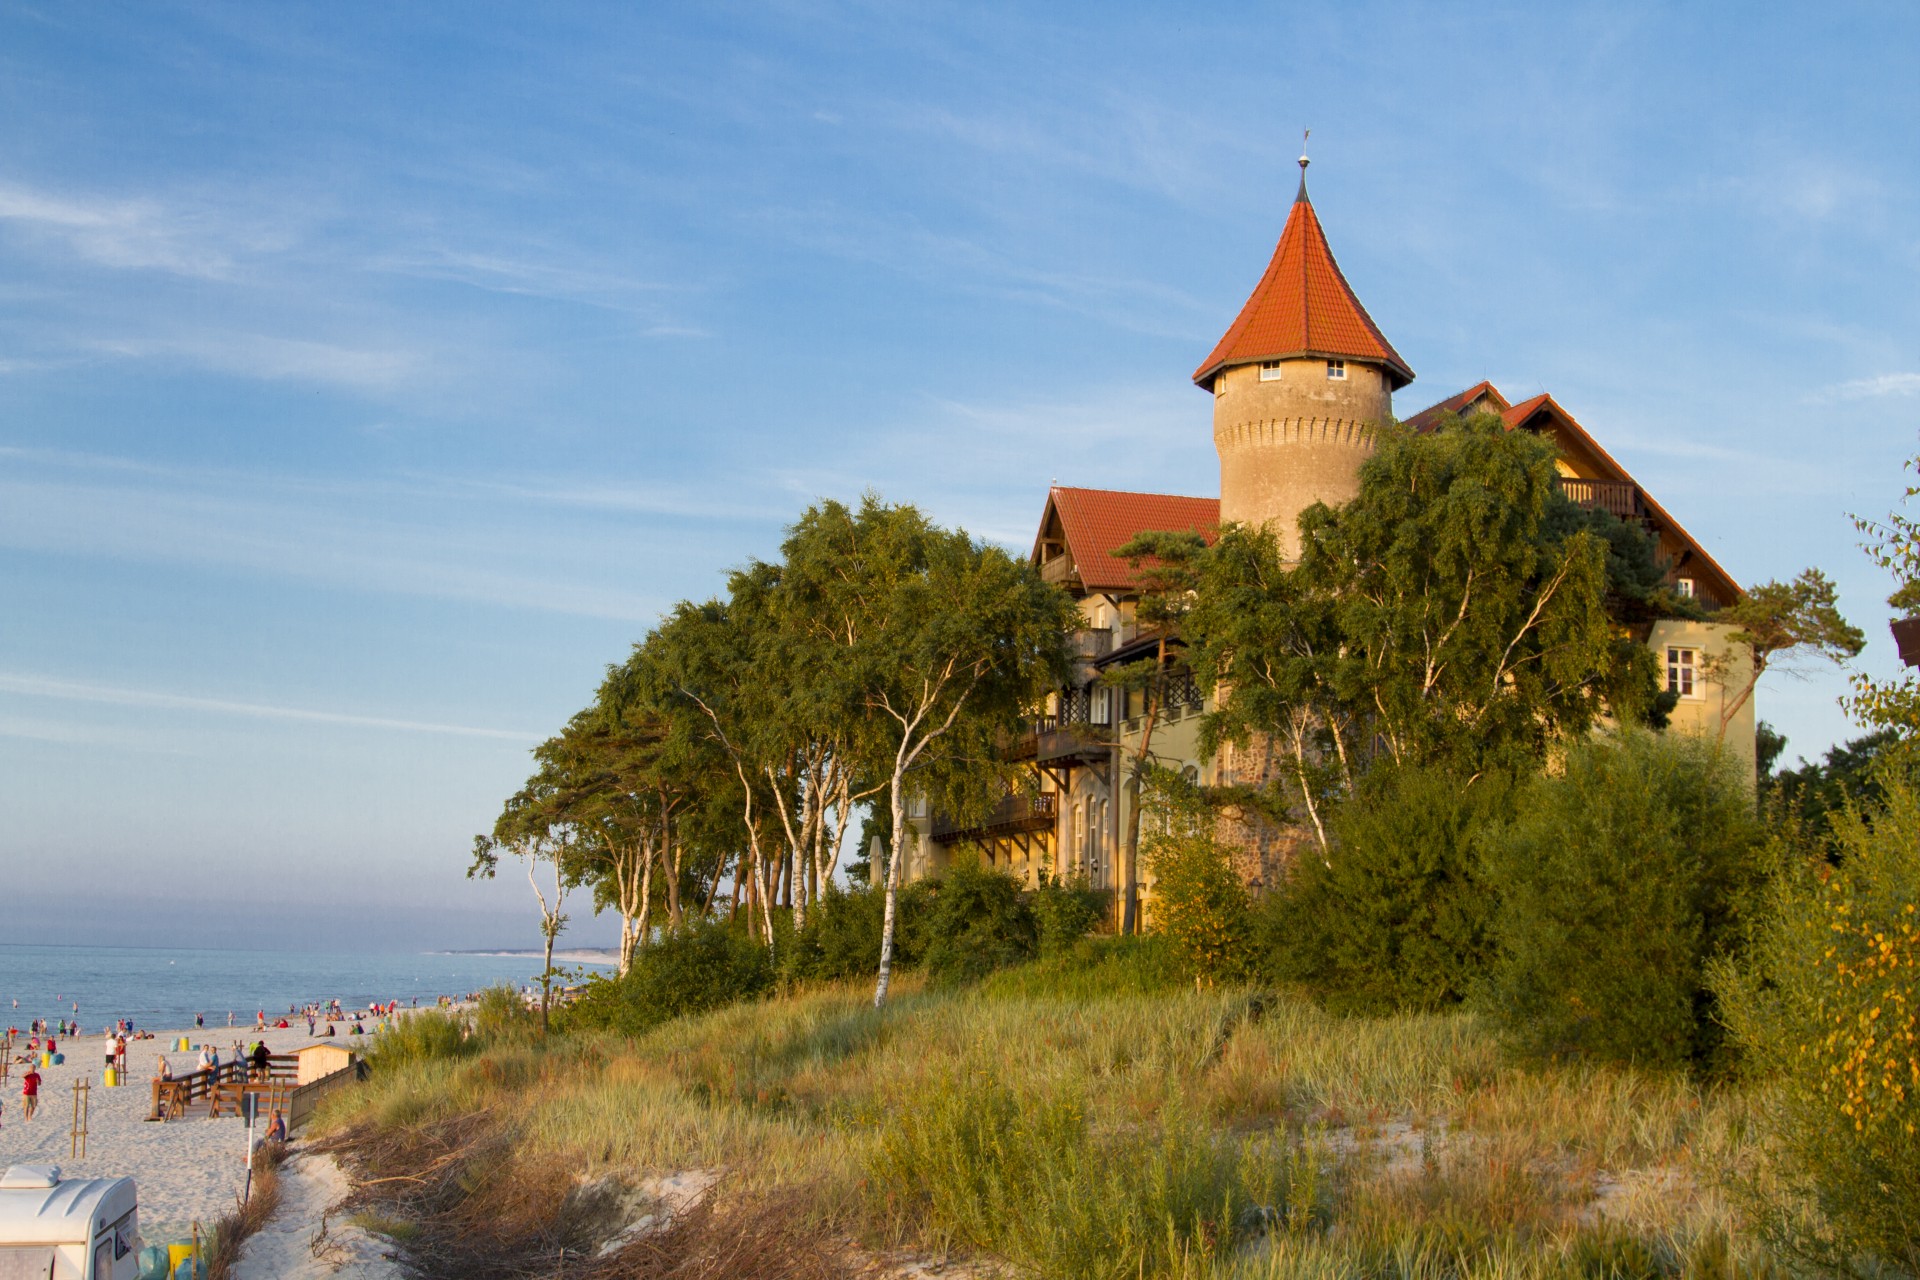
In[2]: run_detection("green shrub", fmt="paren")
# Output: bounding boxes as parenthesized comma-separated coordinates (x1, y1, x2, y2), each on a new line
(471, 984, 536, 1043)
(364, 1007, 469, 1068)
(1713, 760, 1920, 1273)
(783, 881, 933, 984)
(1264, 763, 1511, 1013)
(1142, 771, 1252, 984)
(1478, 730, 1766, 1071)
(974, 934, 1187, 1000)
(557, 918, 773, 1036)
(1028, 871, 1104, 956)
(921, 856, 1037, 986)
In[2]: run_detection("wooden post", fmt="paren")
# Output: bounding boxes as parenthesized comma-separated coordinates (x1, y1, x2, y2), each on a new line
(70, 1078, 89, 1158)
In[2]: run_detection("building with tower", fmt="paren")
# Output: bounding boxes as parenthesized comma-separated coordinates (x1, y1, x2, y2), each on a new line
(904, 159, 1754, 925)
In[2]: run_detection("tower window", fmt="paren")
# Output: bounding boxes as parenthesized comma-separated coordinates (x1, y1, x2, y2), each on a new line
(1667, 646, 1697, 698)
(1326, 359, 1347, 380)
(1258, 361, 1284, 381)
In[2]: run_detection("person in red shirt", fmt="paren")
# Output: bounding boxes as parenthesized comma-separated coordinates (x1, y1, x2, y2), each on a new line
(21, 1067, 40, 1121)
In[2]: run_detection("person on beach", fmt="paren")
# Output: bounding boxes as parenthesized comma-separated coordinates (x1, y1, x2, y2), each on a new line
(249, 1041, 270, 1079)
(198, 1044, 215, 1073)
(195, 1013, 204, 1029)
(20, 1068, 38, 1120)
(103, 1032, 116, 1070)
(156, 1055, 172, 1082)
(306, 1014, 315, 1037)
(115, 1034, 127, 1072)
(264, 1108, 286, 1144)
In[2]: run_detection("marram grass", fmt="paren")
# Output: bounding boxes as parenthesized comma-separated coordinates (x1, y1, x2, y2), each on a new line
(316, 971, 1780, 1279)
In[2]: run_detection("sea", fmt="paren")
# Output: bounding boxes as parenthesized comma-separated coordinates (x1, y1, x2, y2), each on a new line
(0, 943, 616, 1033)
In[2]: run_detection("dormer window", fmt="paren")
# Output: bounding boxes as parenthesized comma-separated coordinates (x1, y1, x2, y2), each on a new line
(1258, 361, 1284, 382)
(1326, 359, 1347, 380)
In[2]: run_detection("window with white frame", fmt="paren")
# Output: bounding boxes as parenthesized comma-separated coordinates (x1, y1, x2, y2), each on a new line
(1676, 577, 1696, 598)
(1090, 685, 1112, 725)
(1326, 359, 1347, 380)
(1259, 360, 1284, 381)
(1667, 646, 1697, 698)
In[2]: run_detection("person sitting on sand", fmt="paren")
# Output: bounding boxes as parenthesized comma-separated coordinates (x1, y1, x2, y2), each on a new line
(264, 1108, 287, 1144)
(324, 1022, 337, 1037)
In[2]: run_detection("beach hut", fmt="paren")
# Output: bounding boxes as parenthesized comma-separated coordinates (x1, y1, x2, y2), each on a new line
(290, 1043, 354, 1086)
(0, 1164, 140, 1279)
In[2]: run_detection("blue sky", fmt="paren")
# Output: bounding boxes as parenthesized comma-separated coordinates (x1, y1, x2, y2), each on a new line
(3, 2, 1916, 950)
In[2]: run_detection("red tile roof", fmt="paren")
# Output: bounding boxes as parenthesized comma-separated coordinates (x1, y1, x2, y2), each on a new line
(1034, 486, 1219, 594)
(1404, 380, 1505, 432)
(1194, 187, 1414, 390)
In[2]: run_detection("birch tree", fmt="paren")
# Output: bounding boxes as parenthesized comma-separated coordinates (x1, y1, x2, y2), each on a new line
(774, 496, 1075, 1007)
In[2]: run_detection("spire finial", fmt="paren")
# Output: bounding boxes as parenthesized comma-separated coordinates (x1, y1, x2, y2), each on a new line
(1296, 128, 1311, 203)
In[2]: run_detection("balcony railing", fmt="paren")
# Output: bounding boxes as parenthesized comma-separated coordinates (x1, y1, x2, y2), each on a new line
(1040, 555, 1077, 585)
(1071, 628, 1114, 659)
(1556, 477, 1642, 521)
(930, 791, 1058, 843)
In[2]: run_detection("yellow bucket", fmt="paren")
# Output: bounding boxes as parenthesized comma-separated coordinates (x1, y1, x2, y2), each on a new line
(175, 1037, 191, 1053)
(103, 1067, 117, 1087)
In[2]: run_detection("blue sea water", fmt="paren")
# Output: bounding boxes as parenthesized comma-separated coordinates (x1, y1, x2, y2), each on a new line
(0, 943, 613, 1033)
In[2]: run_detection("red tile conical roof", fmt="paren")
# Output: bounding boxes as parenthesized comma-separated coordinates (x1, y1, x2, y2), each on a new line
(1193, 181, 1413, 390)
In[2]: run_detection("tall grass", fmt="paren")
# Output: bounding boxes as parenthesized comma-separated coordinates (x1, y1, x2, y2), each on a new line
(318, 961, 1777, 1279)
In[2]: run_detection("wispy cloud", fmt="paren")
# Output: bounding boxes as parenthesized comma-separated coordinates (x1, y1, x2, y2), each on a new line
(0, 673, 539, 741)
(1818, 372, 1920, 401)
(0, 182, 261, 279)
(84, 332, 420, 391)
(0, 448, 716, 620)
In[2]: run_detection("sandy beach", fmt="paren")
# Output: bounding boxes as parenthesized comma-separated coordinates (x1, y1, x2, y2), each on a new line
(0, 1022, 369, 1242)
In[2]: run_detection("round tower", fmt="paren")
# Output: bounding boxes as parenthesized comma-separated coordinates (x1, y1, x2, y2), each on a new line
(1194, 157, 1413, 558)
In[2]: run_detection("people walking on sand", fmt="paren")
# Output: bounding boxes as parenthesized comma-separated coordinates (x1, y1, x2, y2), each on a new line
(195, 1013, 204, 1029)
(20, 1067, 39, 1120)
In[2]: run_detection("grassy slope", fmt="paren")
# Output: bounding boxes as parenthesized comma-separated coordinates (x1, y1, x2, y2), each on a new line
(315, 958, 1774, 1280)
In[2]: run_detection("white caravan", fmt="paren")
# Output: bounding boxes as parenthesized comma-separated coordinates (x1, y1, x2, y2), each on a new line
(0, 1166, 139, 1280)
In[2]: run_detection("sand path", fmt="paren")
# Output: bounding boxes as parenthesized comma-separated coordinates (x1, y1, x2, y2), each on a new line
(0, 1023, 368, 1241)
(231, 1152, 400, 1280)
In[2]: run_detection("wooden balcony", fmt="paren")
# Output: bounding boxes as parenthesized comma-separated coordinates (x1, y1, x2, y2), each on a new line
(1555, 477, 1642, 521)
(1039, 554, 1077, 585)
(931, 792, 1058, 843)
